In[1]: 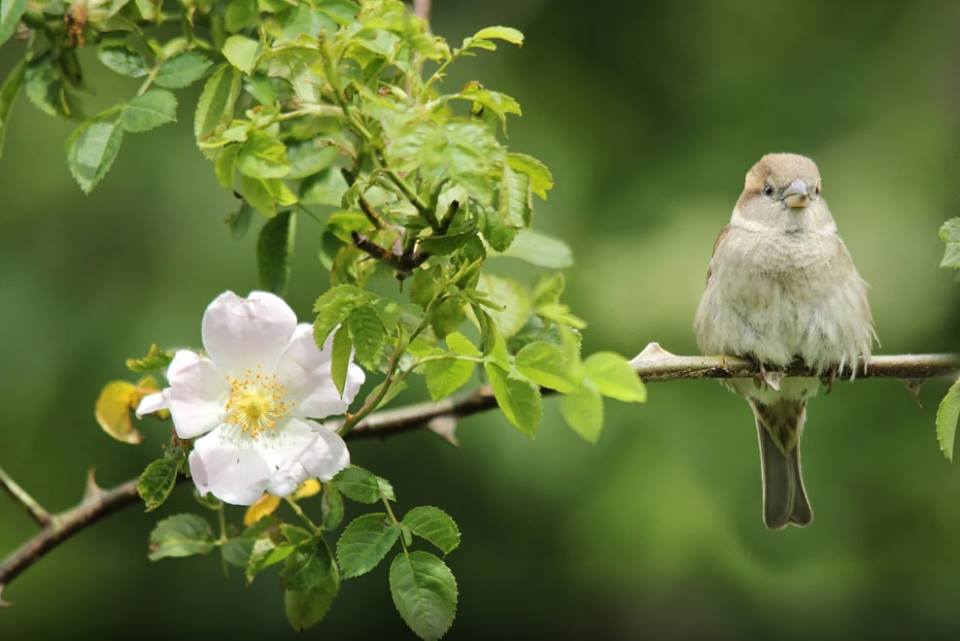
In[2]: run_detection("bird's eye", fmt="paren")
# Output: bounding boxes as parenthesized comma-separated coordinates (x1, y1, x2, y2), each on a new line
(762, 185, 775, 198)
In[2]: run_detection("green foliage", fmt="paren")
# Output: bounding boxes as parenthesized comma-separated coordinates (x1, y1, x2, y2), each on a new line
(282, 538, 340, 630)
(939, 218, 960, 269)
(137, 448, 185, 512)
(583, 352, 647, 403)
(389, 551, 458, 641)
(121, 90, 178, 133)
(484, 362, 542, 437)
(336, 513, 401, 578)
(937, 378, 960, 462)
(0, 0, 26, 46)
(66, 115, 124, 194)
(401, 506, 461, 555)
(0, 58, 25, 159)
(334, 465, 395, 504)
(257, 210, 296, 294)
(126, 343, 173, 373)
(148, 514, 215, 561)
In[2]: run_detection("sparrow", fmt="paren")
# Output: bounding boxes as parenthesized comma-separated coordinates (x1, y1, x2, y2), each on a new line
(694, 153, 876, 529)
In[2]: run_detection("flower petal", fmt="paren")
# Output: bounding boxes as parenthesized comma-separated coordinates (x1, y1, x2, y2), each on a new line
(166, 350, 228, 439)
(276, 324, 366, 419)
(258, 418, 350, 497)
(201, 291, 297, 375)
(135, 390, 169, 419)
(188, 425, 272, 505)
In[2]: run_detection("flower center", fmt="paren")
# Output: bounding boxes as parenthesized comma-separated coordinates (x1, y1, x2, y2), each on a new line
(224, 368, 290, 438)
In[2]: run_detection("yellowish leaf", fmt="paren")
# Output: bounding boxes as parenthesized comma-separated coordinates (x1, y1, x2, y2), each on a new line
(95, 380, 144, 444)
(244, 493, 281, 526)
(293, 478, 321, 499)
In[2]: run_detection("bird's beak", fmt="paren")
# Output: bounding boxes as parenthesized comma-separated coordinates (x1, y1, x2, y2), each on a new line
(781, 179, 809, 209)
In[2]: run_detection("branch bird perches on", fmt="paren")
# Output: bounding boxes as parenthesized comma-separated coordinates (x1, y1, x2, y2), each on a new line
(1, 345, 958, 603)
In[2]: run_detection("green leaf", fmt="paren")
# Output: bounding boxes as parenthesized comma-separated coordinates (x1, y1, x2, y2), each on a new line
(121, 89, 177, 133)
(500, 229, 572, 269)
(478, 274, 531, 338)
(137, 455, 182, 512)
(24, 56, 76, 119)
(225, 0, 257, 32)
(155, 52, 212, 88)
(484, 363, 542, 438)
(321, 483, 344, 530)
(148, 514, 215, 561)
(330, 326, 351, 397)
(507, 152, 553, 199)
(313, 284, 368, 345)
(301, 167, 349, 205)
(240, 175, 276, 217)
(237, 131, 289, 179)
(195, 64, 242, 141)
(560, 383, 604, 443)
(126, 343, 173, 372)
(336, 513, 401, 579)
(515, 341, 576, 393)
(246, 537, 296, 583)
(227, 201, 253, 239)
(287, 140, 337, 180)
(0, 58, 26, 160)
(333, 465, 395, 504)
(257, 210, 296, 295)
(402, 506, 460, 555)
(97, 41, 149, 78)
(425, 357, 473, 401)
(583, 352, 646, 402)
(389, 551, 458, 641)
(223, 35, 261, 74)
(936, 378, 960, 461)
(66, 115, 124, 194)
(348, 306, 385, 370)
(465, 25, 524, 51)
(283, 539, 340, 630)
(0, 0, 27, 46)
(939, 218, 960, 269)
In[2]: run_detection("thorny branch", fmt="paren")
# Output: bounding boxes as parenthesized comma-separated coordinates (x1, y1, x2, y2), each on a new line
(2, 345, 958, 602)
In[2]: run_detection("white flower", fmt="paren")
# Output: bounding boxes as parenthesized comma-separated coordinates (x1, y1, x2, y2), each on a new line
(137, 291, 365, 505)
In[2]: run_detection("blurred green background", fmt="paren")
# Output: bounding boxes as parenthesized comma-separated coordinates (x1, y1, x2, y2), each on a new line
(2, 0, 960, 638)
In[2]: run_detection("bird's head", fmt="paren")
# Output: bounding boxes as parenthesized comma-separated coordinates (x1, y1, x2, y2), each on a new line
(734, 153, 834, 233)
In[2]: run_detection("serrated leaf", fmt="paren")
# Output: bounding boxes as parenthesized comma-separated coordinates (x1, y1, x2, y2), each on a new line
(425, 356, 474, 401)
(321, 483, 344, 530)
(500, 229, 572, 269)
(939, 218, 960, 269)
(348, 305, 385, 370)
(560, 383, 604, 443)
(333, 465, 394, 504)
(155, 52, 212, 88)
(148, 514, 215, 560)
(281, 540, 339, 620)
(313, 284, 368, 345)
(121, 89, 177, 133)
(223, 34, 261, 74)
(126, 343, 173, 373)
(402, 506, 460, 555)
(300, 167, 349, 205)
(583, 352, 646, 402)
(238, 132, 289, 179)
(97, 41, 148, 78)
(515, 341, 576, 393)
(227, 201, 252, 240)
(478, 274, 531, 338)
(138, 455, 181, 511)
(0, 0, 26, 46)
(246, 537, 296, 583)
(195, 64, 241, 141)
(507, 152, 553, 199)
(466, 25, 524, 50)
(287, 139, 337, 180)
(331, 326, 351, 397)
(336, 513, 400, 579)
(66, 115, 124, 194)
(484, 363, 542, 438)
(0, 58, 26, 160)
(257, 210, 296, 295)
(936, 378, 960, 461)
(24, 56, 76, 119)
(389, 551, 458, 641)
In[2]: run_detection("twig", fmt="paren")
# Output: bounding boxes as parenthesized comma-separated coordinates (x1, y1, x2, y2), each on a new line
(2, 348, 958, 598)
(0, 468, 51, 527)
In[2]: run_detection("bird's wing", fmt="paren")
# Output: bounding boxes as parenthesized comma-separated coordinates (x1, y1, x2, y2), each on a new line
(705, 224, 731, 284)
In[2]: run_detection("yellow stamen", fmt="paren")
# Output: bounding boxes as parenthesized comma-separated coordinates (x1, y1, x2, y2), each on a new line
(224, 367, 290, 438)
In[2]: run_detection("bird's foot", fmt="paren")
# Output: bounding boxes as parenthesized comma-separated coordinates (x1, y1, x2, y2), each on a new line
(820, 366, 839, 395)
(750, 358, 782, 391)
